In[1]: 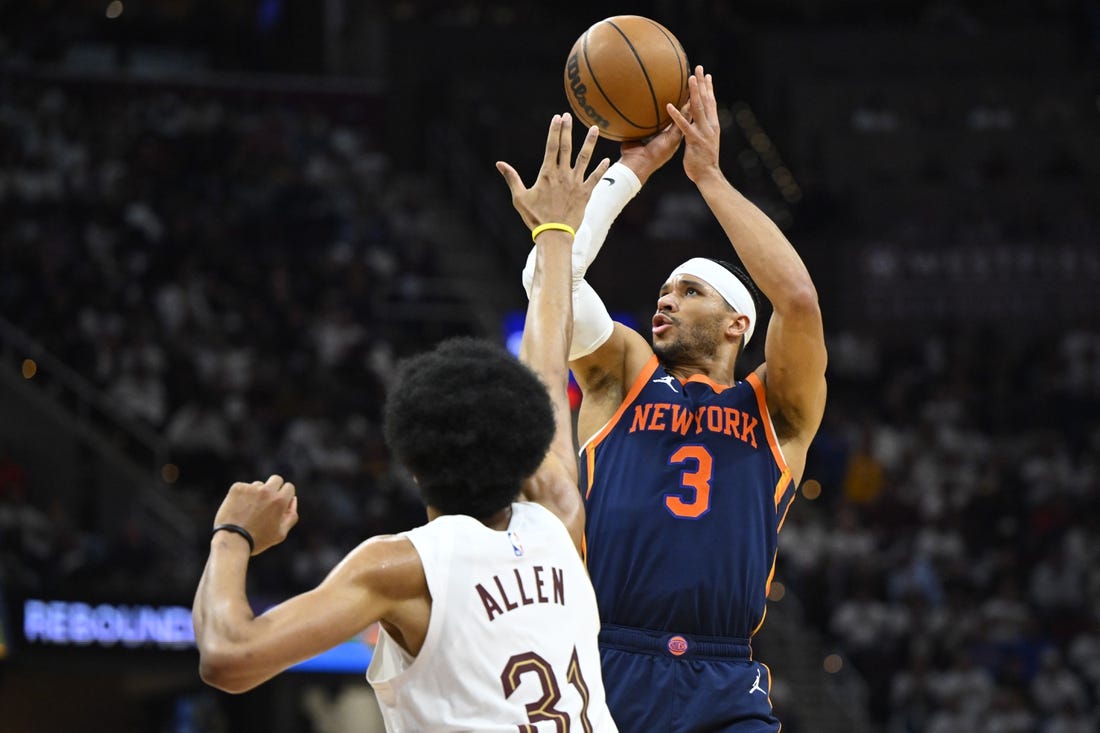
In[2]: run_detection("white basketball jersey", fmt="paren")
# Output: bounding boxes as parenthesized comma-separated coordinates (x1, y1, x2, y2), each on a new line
(366, 502, 617, 732)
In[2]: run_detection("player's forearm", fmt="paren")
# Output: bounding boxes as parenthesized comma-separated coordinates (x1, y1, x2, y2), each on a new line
(520, 163, 639, 360)
(521, 162, 642, 290)
(521, 230, 581, 514)
(521, 163, 641, 294)
(521, 230, 574, 439)
(696, 173, 819, 313)
(193, 535, 266, 693)
(573, 162, 641, 263)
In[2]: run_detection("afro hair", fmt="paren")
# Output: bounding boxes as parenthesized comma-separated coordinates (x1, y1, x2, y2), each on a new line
(383, 337, 556, 518)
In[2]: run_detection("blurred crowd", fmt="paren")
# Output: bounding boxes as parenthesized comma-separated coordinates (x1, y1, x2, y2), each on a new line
(1, 7, 1100, 726)
(763, 23, 1100, 729)
(0, 76, 468, 601)
(782, 326, 1100, 731)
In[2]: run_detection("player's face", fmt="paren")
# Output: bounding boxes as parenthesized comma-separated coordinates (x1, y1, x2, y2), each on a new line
(651, 276, 732, 364)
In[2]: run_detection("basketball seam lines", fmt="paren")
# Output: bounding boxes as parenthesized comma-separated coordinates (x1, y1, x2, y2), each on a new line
(644, 18, 689, 105)
(585, 22, 658, 133)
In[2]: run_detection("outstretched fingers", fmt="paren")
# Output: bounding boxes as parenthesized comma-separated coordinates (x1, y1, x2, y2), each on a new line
(499, 114, 612, 231)
(495, 160, 526, 197)
(668, 66, 717, 134)
(667, 101, 690, 134)
(697, 67, 717, 120)
(686, 70, 703, 120)
(542, 113, 564, 169)
(557, 113, 574, 169)
(583, 155, 612, 192)
(572, 123, 600, 179)
(685, 66, 717, 123)
(584, 159, 612, 196)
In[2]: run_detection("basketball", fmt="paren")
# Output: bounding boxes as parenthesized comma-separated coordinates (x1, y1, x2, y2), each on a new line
(564, 15, 689, 142)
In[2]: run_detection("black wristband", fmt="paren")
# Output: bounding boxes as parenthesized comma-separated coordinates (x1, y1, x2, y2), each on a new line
(212, 523, 255, 553)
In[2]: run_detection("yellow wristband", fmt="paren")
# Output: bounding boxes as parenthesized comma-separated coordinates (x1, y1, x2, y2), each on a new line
(531, 222, 576, 242)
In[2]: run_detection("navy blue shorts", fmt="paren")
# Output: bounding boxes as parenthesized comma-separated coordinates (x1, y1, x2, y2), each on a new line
(599, 625, 781, 732)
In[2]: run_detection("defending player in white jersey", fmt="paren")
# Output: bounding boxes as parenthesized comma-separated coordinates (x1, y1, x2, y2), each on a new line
(192, 113, 617, 732)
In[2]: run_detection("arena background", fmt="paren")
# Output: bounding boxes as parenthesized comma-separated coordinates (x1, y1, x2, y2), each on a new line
(1, 1, 1098, 731)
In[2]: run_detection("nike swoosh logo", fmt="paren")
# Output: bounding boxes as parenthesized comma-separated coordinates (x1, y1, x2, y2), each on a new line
(602, 177, 616, 185)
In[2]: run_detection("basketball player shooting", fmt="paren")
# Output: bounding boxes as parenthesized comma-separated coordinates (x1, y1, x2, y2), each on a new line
(193, 113, 620, 731)
(518, 66, 828, 731)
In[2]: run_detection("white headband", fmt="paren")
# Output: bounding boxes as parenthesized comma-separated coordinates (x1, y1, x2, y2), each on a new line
(668, 257, 757, 345)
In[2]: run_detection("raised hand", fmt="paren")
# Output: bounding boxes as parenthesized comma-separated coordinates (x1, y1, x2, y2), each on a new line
(667, 66, 723, 185)
(212, 474, 299, 555)
(619, 109, 686, 185)
(496, 113, 611, 232)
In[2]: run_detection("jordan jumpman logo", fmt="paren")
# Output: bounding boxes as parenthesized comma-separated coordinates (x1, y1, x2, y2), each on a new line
(652, 375, 679, 393)
(749, 668, 766, 695)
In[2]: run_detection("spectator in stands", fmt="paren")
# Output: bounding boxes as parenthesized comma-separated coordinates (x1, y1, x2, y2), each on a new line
(1030, 648, 1089, 718)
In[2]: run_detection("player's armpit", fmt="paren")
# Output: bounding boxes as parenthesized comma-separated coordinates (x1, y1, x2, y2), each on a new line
(571, 322, 654, 444)
(571, 321, 652, 395)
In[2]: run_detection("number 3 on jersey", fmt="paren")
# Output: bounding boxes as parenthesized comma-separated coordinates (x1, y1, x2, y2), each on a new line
(665, 445, 713, 518)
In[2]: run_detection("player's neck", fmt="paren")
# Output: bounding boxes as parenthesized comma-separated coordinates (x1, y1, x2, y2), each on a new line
(425, 504, 514, 530)
(481, 504, 514, 531)
(664, 360, 736, 387)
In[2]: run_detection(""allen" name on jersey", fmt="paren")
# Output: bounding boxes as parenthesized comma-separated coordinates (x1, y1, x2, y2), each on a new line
(476, 565, 565, 622)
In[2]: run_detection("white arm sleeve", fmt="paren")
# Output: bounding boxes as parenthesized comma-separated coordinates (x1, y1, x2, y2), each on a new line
(521, 162, 641, 359)
(563, 279, 615, 361)
(521, 265, 616, 361)
(570, 162, 642, 277)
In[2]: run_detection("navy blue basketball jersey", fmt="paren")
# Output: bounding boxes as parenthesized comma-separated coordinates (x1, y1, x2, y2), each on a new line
(581, 355, 796, 640)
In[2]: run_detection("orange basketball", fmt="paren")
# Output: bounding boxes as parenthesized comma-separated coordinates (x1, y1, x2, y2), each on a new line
(564, 15, 689, 142)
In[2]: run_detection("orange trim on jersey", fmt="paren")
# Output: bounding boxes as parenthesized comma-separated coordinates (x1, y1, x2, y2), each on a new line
(752, 603, 768, 639)
(763, 554, 778, 604)
(773, 469, 792, 512)
(754, 549, 780, 637)
(584, 354, 661, 452)
(581, 534, 588, 566)
(683, 372, 731, 394)
(776, 474, 796, 532)
(745, 372, 789, 477)
(761, 661, 776, 716)
(584, 441, 596, 501)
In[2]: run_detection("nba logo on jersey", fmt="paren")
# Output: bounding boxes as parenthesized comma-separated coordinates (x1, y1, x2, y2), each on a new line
(507, 530, 524, 557)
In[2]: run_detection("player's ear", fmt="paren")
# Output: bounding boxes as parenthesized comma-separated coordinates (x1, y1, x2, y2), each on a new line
(725, 313, 749, 341)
